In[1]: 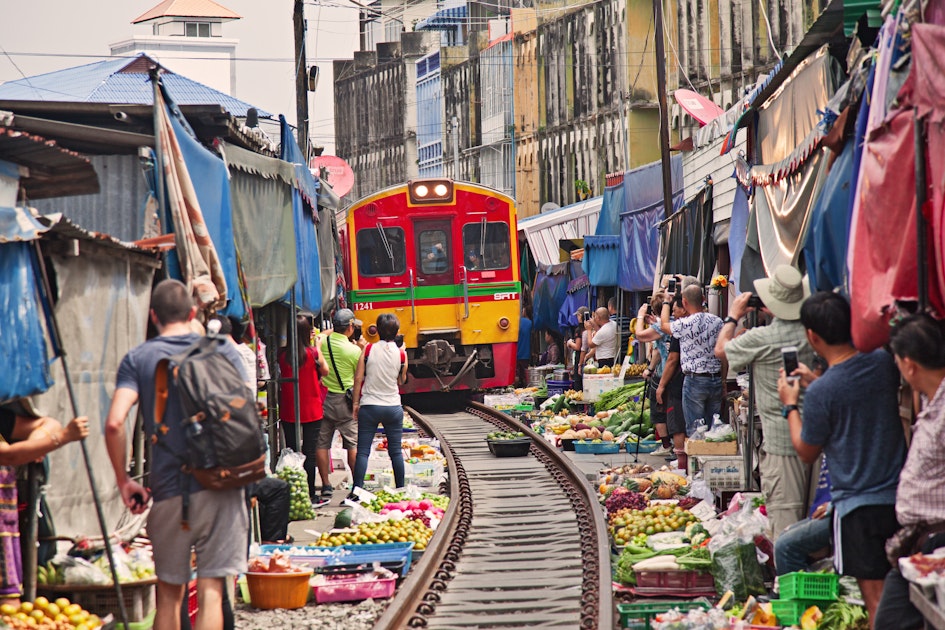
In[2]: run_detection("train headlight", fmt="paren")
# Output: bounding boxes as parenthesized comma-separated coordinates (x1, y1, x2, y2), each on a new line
(498, 317, 510, 330)
(409, 179, 454, 204)
(368, 325, 378, 337)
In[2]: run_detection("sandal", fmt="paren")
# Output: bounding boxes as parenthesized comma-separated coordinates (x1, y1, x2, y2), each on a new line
(321, 485, 334, 498)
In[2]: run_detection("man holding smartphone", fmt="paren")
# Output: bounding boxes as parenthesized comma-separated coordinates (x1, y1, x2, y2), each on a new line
(714, 264, 814, 540)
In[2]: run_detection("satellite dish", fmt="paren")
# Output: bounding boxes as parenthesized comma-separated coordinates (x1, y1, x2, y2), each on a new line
(541, 202, 560, 214)
(310, 155, 355, 197)
(674, 89, 725, 126)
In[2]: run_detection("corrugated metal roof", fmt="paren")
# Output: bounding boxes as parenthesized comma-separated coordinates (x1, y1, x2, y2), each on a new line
(0, 55, 269, 118)
(133, 0, 241, 23)
(518, 196, 603, 266)
(0, 123, 99, 200)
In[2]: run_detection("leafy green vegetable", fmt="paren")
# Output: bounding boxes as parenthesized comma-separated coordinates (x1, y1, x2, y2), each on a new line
(595, 382, 647, 412)
(818, 600, 869, 630)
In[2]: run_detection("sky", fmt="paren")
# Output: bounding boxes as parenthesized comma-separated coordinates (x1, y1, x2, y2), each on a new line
(0, 0, 360, 154)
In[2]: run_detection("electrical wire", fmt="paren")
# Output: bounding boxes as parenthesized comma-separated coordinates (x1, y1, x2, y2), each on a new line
(757, 0, 783, 62)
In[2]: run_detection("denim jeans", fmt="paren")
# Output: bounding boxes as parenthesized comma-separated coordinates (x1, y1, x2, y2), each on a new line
(774, 514, 832, 575)
(353, 405, 405, 490)
(682, 374, 723, 436)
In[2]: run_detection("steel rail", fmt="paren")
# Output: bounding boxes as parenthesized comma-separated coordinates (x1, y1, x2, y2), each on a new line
(373, 402, 613, 629)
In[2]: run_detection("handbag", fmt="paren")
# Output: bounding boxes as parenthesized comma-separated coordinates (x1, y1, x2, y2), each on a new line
(326, 336, 354, 410)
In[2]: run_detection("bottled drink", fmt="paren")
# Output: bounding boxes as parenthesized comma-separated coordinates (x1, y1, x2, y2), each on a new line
(186, 419, 217, 469)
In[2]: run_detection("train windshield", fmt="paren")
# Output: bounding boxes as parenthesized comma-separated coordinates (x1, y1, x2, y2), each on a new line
(462, 222, 510, 271)
(418, 229, 450, 275)
(357, 226, 406, 276)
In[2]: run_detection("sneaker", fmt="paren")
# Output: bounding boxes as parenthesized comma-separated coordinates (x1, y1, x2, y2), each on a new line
(320, 485, 334, 498)
(345, 492, 359, 503)
(651, 445, 672, 456)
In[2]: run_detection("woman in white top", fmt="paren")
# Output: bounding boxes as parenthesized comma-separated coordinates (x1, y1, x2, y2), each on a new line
(351, 313, 409, 493)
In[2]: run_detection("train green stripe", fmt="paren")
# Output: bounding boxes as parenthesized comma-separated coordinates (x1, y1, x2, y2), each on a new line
(351, 282, 521, 302)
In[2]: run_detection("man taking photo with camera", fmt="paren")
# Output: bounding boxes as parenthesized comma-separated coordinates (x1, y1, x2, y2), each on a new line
(714, 264, 814, 540)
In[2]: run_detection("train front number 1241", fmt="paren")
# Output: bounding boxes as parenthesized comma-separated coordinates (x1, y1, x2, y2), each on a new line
(354, 302, 373, 311)
(494, 293, 518, 301)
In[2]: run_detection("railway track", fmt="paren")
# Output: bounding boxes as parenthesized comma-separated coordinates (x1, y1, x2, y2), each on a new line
(374, 402, 613, 629)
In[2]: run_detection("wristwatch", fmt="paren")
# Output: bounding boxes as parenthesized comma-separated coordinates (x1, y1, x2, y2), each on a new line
(781, 404, 799, 418)
(723, 316, 739, 326)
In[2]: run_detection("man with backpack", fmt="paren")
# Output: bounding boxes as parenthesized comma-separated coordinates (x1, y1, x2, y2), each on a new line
(105, 279, 256, 630)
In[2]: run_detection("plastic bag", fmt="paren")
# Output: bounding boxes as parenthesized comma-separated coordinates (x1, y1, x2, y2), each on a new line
(50, 555, 110, 586)
(709, 540, 766, 601)
(275, 448, 315, 521)
(692, 418, 708, 440)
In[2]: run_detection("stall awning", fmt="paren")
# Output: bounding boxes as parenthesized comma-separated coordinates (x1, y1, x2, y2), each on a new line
(582, 235, 620, 287)
(517, 196, 603, 266)
(416, 5, 467, 30)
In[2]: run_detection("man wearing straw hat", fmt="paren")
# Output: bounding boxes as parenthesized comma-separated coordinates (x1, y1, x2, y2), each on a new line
(715, 264, 814, 540)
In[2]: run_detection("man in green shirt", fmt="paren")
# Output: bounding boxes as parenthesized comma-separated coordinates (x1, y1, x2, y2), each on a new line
(317, 309, 363, 499)
(715, 265, 814, 540)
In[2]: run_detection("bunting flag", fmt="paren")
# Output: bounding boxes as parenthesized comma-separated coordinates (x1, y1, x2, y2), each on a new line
(153, 79, 226, 310)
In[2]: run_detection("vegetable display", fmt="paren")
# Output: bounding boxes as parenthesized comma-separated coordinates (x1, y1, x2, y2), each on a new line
(594, 381, 646, 412)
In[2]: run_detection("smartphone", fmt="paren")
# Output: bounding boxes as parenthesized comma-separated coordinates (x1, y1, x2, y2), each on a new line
(583, 312, 591, 322)
(667, 278, 677, 293)
(352, 326, 363, 342)
(646, 303, 653, 316)
(782, 346, 799, 380)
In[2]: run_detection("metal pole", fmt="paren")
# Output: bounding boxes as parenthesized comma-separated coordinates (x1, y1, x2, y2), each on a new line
(21, 463, 40, 602)
(652, 0, 674, 220)
(744, 308, 757, 491)
(452, 116, 460, 180)
(289, 290, 302, 451)
(915, 111, 928, 310)
(150, 69, 167, 236)
(294, 0, 310, 157)
(31, 241, 131, 629)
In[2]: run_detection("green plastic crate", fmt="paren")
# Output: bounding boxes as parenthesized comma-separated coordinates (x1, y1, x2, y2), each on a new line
(617, 601, 710, 629)
(771, 599, 823, 626)
(779, 571, 839, 601)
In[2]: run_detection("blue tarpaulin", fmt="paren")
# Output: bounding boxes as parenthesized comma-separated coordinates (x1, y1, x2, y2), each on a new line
(0, 207, 53, 400)
(659, 185, 716, 284)
(728, 183, 751, 294)
(167, 99, 245, 319)
(618, 205, 663, 291)
(804, 139, 854, 293)
(280, 116, 322, 314)
(558, 275, 591, 330)
(582, 235, 620, 286)
(596, 184, 625, 237)
(532, 261, 575, 333)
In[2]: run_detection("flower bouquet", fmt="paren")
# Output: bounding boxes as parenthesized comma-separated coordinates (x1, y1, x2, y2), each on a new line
(710, 275, 728, 290)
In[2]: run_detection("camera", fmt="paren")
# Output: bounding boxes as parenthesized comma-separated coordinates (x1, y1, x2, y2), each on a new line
(747, 295, 765, 309)
(352, 326, 363, 342)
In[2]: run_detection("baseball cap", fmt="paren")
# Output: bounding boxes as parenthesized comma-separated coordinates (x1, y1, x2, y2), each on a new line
(573, 306, 590, 318)
(332, 308, 363, 329)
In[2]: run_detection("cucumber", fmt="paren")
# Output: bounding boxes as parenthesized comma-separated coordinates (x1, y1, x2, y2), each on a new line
(643, 433, 655, 441)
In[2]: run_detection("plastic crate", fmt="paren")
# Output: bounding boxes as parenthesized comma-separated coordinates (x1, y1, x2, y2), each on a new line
(778, 571, 839, 601)
(260, 542, 414, 577)
(41, 579, 156, 623)
(546, 379, 573, 396)
(633, 570, 716, 597)
(560, 438, 576, 451)
(626, 440, 660, 454)
(574, 440, 620, 454)
(311, 573, 397, 603)
(771, 599, 824, 626)
(691, 455, 745, 491)
(618, 601, 710, 629)
(486, 438, 531, 457)
(582, 374, 622, 403)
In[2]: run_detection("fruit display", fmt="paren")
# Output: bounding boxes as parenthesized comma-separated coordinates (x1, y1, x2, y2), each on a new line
(364, 490, 448, 513)
(608, 505, 700, 546)
(486, 431, 526, 440)
(313, 518, 433, 550)
(0, 597, 102, 630)
(276, 465, 316, 521)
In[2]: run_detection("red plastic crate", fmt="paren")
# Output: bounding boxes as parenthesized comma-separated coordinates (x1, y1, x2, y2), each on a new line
(188, 579, 198, 625)
(632, 570, 716, 597)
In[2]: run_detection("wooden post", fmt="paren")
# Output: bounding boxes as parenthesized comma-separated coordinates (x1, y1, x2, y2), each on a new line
(653, 0, 674, 219)
(294, 0, 309, 158)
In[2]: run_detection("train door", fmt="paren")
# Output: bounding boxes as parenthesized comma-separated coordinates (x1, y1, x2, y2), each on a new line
(413, 220, 454, 287)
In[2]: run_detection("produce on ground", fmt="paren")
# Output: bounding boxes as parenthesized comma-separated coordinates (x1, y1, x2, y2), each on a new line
(314, 519, 433, 550)
(364, 490, 449, 513)
(486, 431, 527, 440)
(247, 552, 309, 574)
(608, 504, 699, 546)
(594, 381, 646, 412)
(0, 597, 102, 630)
(276, 466, 316, 521)
(818, 600, 869, 630)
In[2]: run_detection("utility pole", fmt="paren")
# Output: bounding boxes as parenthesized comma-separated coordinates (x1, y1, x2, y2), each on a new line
(653, 0, 674, 219)
(293, 0, 309, 157)
(452, 116, 460, 180)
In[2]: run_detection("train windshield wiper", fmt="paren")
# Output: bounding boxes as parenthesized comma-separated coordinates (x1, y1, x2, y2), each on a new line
(376, 222, 394, 267)
(479, 217, 487, 267)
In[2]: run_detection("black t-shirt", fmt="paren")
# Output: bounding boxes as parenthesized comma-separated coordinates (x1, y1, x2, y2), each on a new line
(0, 407, 16, 443)
(666, 337, 685, 396)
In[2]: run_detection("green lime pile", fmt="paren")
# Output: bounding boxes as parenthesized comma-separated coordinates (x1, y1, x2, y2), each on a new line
(277, 466, 316, 521)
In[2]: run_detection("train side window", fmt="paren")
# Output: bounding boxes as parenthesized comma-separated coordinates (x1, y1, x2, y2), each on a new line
(418, 229, 450, 275)
(357, 227, 406, 276)
(462, 222, 510, 270)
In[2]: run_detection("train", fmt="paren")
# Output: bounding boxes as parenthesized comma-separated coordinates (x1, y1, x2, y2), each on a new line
(340, 179, 521, 393)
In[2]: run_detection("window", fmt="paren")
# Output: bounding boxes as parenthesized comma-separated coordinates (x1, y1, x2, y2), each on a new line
(185, 22, 211, 37)
(462, 221, 510, 271)
(418, 229, 450, 275)
(357, 227, 406, 276)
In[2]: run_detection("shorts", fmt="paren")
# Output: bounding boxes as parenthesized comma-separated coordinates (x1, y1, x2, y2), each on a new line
(147, 489, 249, 585)
(664, 393, 686, 436)
(318, 393, 358, 449)
(759, 450, 813, 540)
(834, 504, 899, 580)
(648, 377, 667, 425)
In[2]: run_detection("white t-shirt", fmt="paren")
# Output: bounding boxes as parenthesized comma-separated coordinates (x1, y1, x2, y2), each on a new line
(361, 341, 405, 407)
(234, 343, 257, 390)
(592, 320, 618, 360)
(670, 311, 723, 374)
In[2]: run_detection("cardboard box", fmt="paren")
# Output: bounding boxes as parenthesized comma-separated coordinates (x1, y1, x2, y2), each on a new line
(684, 439, 738, 456)
(582, 374, 622, 403)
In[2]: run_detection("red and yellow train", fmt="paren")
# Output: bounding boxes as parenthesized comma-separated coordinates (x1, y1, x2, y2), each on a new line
(341, 179, 521, 393)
